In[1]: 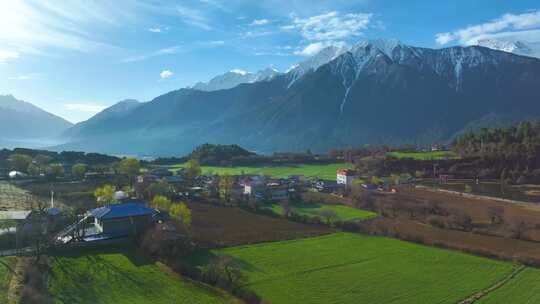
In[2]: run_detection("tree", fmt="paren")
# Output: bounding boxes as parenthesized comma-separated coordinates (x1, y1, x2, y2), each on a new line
(27, 163, 40, 176)
(280, 199, 293, 217)
(94, 185, 116, 206)
(8, 154, 32, 172)
(185, 159, 202, 182)
(145, 181, 173, 199)
(72, 163, 87, 180)
(120, 158, 140, 182)
(169, 202, 192, 228)
(319, 209, 338, 225)
(48, 163, 64, 178)
(487, 206, 505, 224)
(34, 154, 53, 168)
(150, 195, 171, 211)
(219, 174, 234, 203)
(510, 218, 528, 240)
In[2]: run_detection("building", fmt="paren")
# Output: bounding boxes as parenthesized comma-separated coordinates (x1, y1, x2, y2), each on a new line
(337, 169, 358, 186)
(315, 180, 344, 193)
(87, 202, 157, 238)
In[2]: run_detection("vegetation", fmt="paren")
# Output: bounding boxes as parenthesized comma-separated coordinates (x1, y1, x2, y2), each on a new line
(48, 248, 237, 304)
(477, 268, 540, 303)
(0, 257, 16, 303)
(173, 162, 353, 180)
(71, 163, 87, 180)
(93, 185, 117, 206)
(150, 195, 192, 227)
(120, 158, 141, 180)
(188, 144, 255, 166)
(189, 233, 516, 304)
(386, 150, 458, 160)
(264, 202, 376, 222)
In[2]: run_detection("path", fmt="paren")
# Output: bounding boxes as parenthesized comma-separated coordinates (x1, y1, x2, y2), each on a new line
(457, 265, 526, 304)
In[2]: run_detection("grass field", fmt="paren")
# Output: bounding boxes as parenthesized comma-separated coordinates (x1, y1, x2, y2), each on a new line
(0, 257, 16, 302)
(188, 233, 516, 304)
(478, 268, 540, 303)
(48, 247, 238, 304)
(263, 202, 377, 222)
(171, 163, 353, 180)
(386, 150, 458, 160)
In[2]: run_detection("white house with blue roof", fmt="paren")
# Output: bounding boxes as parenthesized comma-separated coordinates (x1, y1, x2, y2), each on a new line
(87, 202, 158, 238)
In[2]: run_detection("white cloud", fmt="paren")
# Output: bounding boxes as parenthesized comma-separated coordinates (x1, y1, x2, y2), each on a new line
(8, 73, 39, 80)
(210, 40, 225, 45)
(124, 46, 181, 62)
(148, 27, 162, 33)
(294, 41, 347, 56)
(0, 50, 19, 63)
(160, 70, 174, 79)
(251, 19, 270, 26)
(436, 10, 540, 45)
(176, 5, 212, 30)
(284, 11, 372, 41)
(294, 42, 326, 56)
(65, 103, 107, 113)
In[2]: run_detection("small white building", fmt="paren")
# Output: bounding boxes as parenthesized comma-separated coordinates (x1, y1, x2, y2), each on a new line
(337, 169, 358, 186)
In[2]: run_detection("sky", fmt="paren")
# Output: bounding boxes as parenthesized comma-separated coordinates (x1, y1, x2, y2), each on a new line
(0, 0, 539, 123)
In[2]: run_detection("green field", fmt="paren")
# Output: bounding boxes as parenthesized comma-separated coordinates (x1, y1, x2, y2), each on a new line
(386, 150, 458, 160)
(264, 202, 376, 222)
(478, 268, 540, 304)
(48, 247, 237, 304)
(171, 163, 353, 180)
(0, 257, 16, 302)
(188, 233, 516, 304)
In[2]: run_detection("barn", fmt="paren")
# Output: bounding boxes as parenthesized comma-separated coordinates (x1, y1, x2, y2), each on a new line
(88, 202, 157, 237)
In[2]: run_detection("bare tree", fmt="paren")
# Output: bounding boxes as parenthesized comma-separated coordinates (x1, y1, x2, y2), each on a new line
(319, 209, 338, 225)
(510, 218, 528, 240)
(487, 206, 505, 224)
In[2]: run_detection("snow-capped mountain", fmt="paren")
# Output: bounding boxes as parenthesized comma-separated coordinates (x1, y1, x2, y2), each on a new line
(475, 39, 540, 59)
(58, 38, 540, 156)
(192, 67, 280, 91)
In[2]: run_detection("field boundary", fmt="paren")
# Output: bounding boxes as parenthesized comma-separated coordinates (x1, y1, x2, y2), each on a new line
(416, 186, 540, 208)
(457, 264, 526, 304)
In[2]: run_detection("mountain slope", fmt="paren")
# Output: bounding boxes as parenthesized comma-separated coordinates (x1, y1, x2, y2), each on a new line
(58, 40, 540, 156)
(0, 95, 73, 141)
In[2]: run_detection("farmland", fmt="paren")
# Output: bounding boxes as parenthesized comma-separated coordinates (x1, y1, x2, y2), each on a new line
(263, 201, 377, 222)
(187, 202, 332, 247)
(386, 150, 458, 160)
(0, 182, 36, 210)
(0, 257, 16, 302)
(171, 163, 353, 179)
(48, 247, 238, 304)
(188, 232, 516, 304)
(478, 267, 540, 303)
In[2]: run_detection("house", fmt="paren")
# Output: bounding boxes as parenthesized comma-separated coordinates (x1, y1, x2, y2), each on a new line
(161, 175, 183, 185)
(315, 180, 344, 193)
(149, 168, 173, 178)
(337, 169, 358, 186)
(87, 202, 158, 238)
(265, 183, 289, 201)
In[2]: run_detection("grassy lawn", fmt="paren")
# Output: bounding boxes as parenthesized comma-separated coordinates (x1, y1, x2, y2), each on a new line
(478, 268, 540, 304)
(48, 247, 238, 304)
(0, 257, 17, 302)
(188, 233, 515, 304)
(386, 150, 458, 160)
(170, 163, 353, 180)
(264, 202, 376, 222)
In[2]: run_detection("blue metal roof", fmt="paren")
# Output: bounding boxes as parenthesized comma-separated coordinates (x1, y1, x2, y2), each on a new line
(90, 202, 156, 220)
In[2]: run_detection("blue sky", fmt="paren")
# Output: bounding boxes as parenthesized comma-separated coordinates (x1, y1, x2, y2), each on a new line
(0, 0, 539, 122)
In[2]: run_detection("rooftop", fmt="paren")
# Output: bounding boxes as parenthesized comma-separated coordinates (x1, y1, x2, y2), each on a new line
(89, 202, 156, 220)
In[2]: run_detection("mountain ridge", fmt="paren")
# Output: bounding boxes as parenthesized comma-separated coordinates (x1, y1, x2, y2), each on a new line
(56, 39, 540, 156)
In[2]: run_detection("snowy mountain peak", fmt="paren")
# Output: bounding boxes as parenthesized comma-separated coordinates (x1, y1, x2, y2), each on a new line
(475, 39, 540, 59)
(192, 67, 281, 92)
(230, 69, 249, 76)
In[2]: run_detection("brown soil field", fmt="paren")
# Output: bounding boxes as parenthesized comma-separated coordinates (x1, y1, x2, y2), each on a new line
(394, 188, 540, 226)
(365, 217, 540, 264)
(186, 202, 333, 247)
